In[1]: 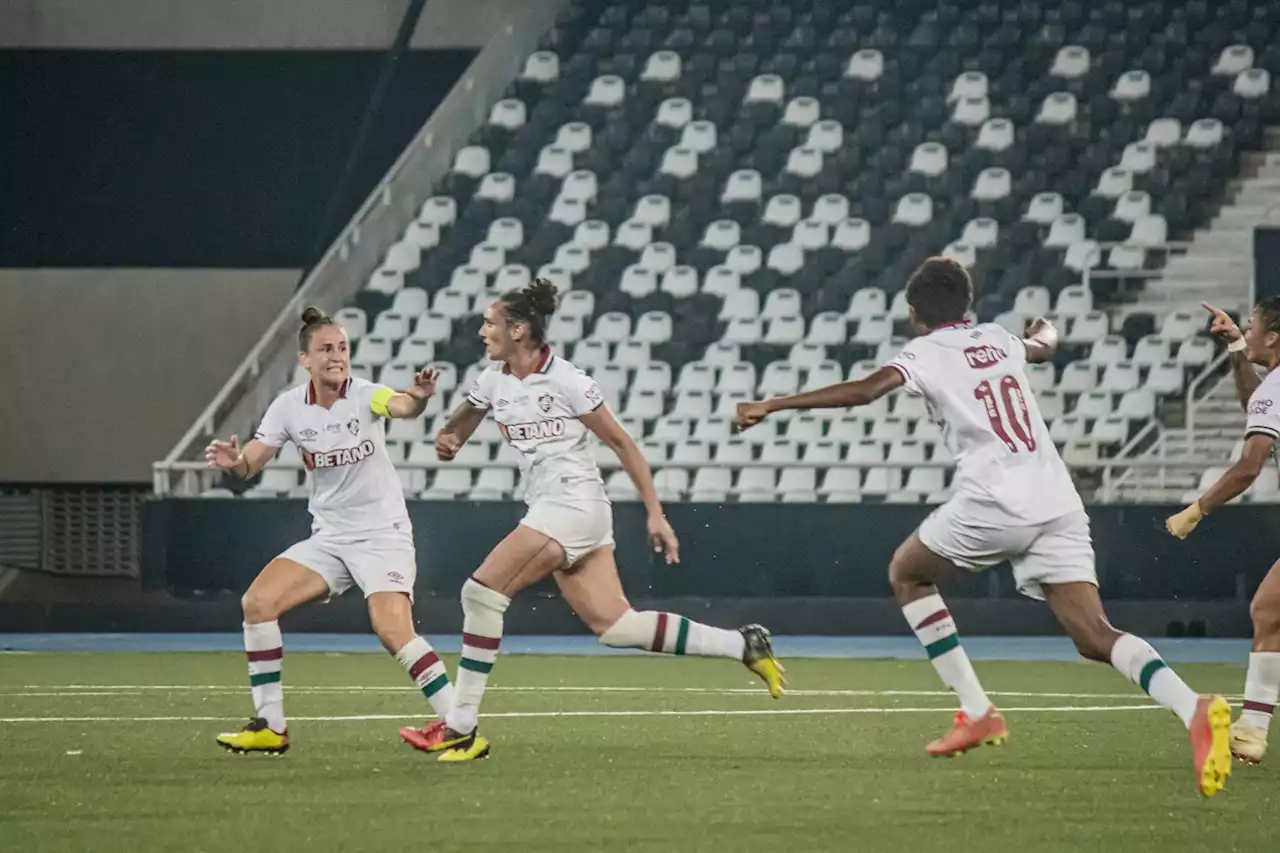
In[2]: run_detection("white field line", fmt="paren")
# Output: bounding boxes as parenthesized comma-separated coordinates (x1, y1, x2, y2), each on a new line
(1, 685, 1225, 700)
(0, 704, 1174, 724)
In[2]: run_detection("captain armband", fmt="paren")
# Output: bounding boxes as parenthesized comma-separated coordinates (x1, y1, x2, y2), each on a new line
(370, 387, 395, 418)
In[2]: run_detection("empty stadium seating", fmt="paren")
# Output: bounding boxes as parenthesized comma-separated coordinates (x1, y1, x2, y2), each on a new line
(246, 0, 1280, 503)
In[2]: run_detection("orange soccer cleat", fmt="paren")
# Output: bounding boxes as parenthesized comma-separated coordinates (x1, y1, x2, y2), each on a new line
(926, 707, 1010, 757)
(1189, 695, 1232, 796)
(400, 720, 469, 753)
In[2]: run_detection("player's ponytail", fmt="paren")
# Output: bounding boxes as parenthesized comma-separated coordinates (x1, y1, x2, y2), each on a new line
(500, 278, 560, 347)
(298, 305, 335, 352)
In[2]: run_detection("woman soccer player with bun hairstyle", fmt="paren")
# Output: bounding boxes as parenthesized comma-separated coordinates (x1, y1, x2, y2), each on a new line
(399, 278, 785, 762)
(1167, 298, 1280, 765)
(206, 306, 454, 754)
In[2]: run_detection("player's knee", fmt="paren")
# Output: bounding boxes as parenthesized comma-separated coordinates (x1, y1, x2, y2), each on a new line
(368, 600, 414, 653)
(598, 609, 647, 648)
(240, 588, 280, 624)
(1250, 590, 1280, 637)
(887, 552, 923, 602)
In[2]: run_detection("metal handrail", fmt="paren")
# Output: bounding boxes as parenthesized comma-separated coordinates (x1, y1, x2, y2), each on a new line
(1185, 349, 1232, 436)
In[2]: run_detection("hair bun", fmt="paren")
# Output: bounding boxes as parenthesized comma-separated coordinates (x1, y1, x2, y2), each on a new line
(301, 305, 331, 326)
(524, 278, 559, 317)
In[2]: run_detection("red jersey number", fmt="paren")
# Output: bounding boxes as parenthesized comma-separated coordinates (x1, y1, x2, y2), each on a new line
(973, 375, 1037, 453)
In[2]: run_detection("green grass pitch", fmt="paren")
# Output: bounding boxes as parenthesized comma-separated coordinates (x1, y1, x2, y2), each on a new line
(0, 653, 1274, 852)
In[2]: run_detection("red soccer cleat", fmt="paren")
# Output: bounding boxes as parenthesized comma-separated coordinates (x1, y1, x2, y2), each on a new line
(1189, 695, 1232, 796)
(926, 707, 1010, 757)
(400, 720, 473, 753)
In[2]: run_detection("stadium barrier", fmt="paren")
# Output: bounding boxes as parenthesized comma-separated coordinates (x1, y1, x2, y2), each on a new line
(144, 498, 1276, 604)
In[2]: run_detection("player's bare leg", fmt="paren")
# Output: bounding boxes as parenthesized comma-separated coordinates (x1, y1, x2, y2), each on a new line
(1042, 581, 1231, 796)
(1233, 560, 1280, 763)
(889, 533, 1006, 756)
(404, 525, 564, 762)
(557, 547, 785, 697)
(367, 591, 454, 735)
(216, 558, 328, 755)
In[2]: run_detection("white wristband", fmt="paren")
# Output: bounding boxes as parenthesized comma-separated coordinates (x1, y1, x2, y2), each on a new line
(1228, 338, 1247, 353)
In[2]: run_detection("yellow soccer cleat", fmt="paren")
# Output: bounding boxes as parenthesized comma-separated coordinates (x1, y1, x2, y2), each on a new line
(1230, 717, 1268, 765)
(437, 731, 491, 763)
(216, 717, 289, 755)
(1189, 695, 1232, 797)
(740, 623, 786, 699)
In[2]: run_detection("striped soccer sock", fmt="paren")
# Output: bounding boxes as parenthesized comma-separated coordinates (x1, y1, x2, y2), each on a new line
(600, 610, 746, 659)
(244, 620, 285, 733)
(445, 579, 510, 736)
(902, 594, 992, 718)
(1109, 633, 1197, 727)
(1241, 652, 1280, 731)
(394, 636, 454, 720)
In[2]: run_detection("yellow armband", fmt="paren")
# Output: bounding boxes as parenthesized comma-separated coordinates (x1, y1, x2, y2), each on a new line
(370, 387, 395, 418)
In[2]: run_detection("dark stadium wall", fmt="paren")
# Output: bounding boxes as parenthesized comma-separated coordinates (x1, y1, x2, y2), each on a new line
(1255, 227, 1280, 303)
(0, 0, 530, 49)
(0, 269, 296, 483)
(139, 501, 1279, 636)
(0, 48, 475, 268)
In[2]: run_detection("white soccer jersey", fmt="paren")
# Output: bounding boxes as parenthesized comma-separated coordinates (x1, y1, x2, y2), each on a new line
(466, 349, 607, 503)
(887, 321, 1083, 525)
(254, 376, 411, 538)
(1245, 368, 1280, 444)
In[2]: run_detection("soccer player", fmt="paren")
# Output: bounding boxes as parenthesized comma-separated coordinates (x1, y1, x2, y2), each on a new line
(1166, 299, 1280, 764)
(736, 258, 1232, 796)
(205, 306, 454, 754)
(399, 278, 785, 762)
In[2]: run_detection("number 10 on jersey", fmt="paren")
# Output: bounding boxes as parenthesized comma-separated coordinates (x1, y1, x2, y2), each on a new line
(974, 375, 1037, 453)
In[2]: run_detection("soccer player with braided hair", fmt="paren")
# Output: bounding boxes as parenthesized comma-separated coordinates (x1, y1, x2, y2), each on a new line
(739, 258, 1231, 796)
(1167, 297, 1280, 764)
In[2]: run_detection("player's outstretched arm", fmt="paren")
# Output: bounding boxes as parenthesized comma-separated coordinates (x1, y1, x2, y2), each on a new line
(375, 367, 439, 419)
(580, 405, 679, 564)
(435, 400, 486, 462)
(1203, 302, 1260, 411)
(734, 366, 905, 432)
(205, 435, 278, 480)
(1166, 433, 1275, 538)
(1021, 317, 1060, 364)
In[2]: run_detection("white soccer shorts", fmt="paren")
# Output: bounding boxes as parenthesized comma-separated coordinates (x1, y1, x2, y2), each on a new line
(277, 532, 417, 601)
(917, 503, 1097, 601)
(519, 497, 615, 568)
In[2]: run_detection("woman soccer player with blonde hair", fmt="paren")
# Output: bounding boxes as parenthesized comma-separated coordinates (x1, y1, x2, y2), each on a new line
(206, 306, 453, 754)
(399, 278, 785, 762)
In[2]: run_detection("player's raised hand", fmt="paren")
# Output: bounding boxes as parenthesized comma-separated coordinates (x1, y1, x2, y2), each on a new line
(1025, 317, 1056, 339)
(205, 435, 242, 470)
(648, 513, 680, 564)
(1201, 302, 1242, 343)
(435, 429, 462, 462)
(733, 400, 772, 434)
(407, 366, 439, 400)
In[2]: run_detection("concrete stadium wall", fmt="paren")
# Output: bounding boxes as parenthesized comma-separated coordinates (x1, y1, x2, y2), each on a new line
(0, 0, 535, 49)
(0, 269, 297, 483)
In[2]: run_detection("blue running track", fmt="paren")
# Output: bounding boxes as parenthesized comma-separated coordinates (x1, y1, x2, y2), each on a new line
(0, 634, 1252, 663)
